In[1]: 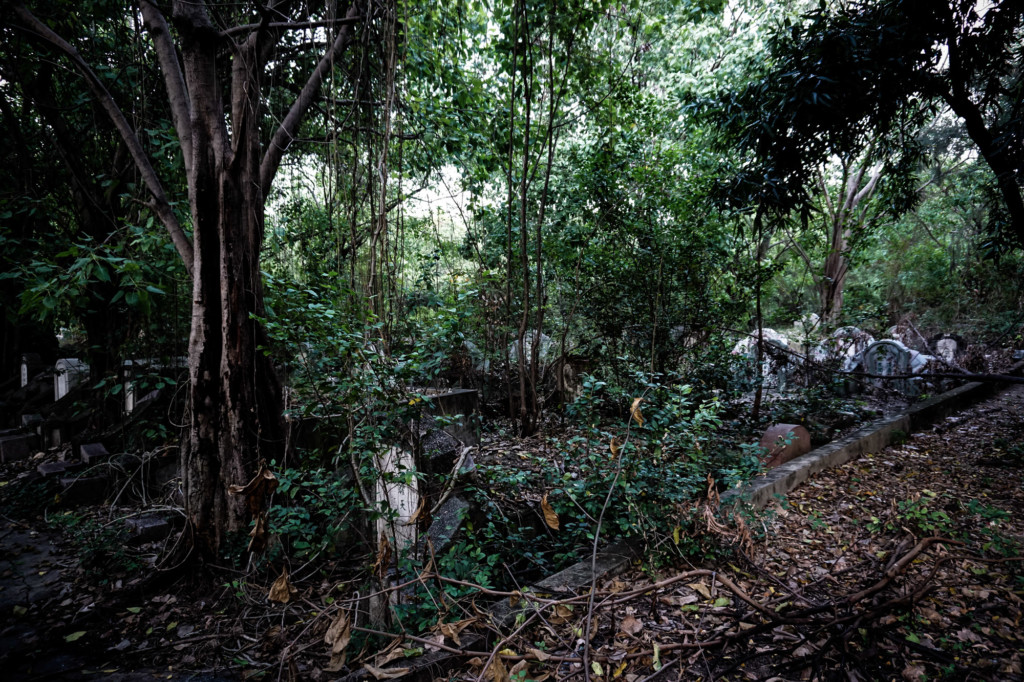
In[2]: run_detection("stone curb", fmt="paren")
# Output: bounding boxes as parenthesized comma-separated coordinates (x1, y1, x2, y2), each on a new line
(721, 360, 1024, 510)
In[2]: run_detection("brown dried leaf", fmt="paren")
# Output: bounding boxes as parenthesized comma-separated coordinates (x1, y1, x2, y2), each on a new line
(541, 494, 559, 530)
(484, 656, 511, 682)
(528, 648, 551, 662)
(619, 615, 643, 636)
(324, 610, 351, 654)
(688, 582, 712, 600)
(549, 603, 573, 625)
(630, 397, 644, 426)
(610, 437, 623, 457)
(374, 533, 392, 581)
(268, 568, 296, 604)
(436, 618, 477, 647)
(229, 462, 279, 519)
(247, 512, 268, 553)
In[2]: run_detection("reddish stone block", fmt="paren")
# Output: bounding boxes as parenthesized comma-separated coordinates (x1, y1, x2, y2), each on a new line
(759, 423, 811, 468)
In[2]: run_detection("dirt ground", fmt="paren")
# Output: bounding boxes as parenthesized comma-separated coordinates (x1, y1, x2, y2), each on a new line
(2, 383, 1022, 681)
(482, 384, 1024, 681)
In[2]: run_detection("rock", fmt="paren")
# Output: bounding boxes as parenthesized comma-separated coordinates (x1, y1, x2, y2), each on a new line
(508, 332, 554, 368)
(759, 424, 811, 468)
(0, 432, 38, 462)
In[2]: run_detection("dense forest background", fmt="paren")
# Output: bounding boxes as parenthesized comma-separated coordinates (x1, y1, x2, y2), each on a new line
(1, 0, 1022, 572)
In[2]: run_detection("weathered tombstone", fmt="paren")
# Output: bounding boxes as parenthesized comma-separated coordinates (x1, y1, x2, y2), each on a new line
(373, 446, 419, 552)
(863, 340, 912, 394)
(58, 474, 108, 505)
(125, 515, 173, 544)
(123, 358, 185, 414)
(422, 388, 479, 446)
(759, 424, 812, 468)
(935, 337, 958, 365)
(20, 353, 43, 388)
(508, 332, 554, 368)
(54, 358, 89, 402)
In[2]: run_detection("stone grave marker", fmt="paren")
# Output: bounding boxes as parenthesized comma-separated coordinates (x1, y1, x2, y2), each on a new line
(54, 358, 89, 402)
(20, 353, 43, 388)
(863, 340, 911, 394)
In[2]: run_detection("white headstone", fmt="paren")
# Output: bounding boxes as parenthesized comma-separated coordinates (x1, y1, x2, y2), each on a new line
(374, 446, 420, 552)
(936, 338, 957, 365)
(54, 358, 89, 401)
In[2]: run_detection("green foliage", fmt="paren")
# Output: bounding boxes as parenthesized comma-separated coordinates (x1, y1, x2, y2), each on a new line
(265, 465, 363, 563)
(48, 511, 146, 581)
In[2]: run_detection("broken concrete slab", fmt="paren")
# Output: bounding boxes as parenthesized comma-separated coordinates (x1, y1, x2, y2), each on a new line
(79, 442, 111, 465)
(58, 475, 108, 505)
(0, 432, 38, 463)
(125, 515, 173, 544)
(425, 496, 469, 555)
(37, 461, 82, 478)
(421, 429, 462, 476)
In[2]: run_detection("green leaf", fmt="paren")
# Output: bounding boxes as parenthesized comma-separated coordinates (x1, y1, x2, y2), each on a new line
(65, 631, 87, 642)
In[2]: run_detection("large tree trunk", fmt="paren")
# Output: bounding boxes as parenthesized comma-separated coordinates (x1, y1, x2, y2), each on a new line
(180, 20, 283, 556)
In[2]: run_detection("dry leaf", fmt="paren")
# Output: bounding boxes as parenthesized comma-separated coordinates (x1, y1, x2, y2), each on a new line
(363, 663, 410, 680)
(229, 462, 279, 518)
(248, 512, 268, 553)
(610, 437, 622, 457)
(688, 582, 712, 600)
(619, 615, 643, 636)
(374, 533, 392, 581)
(528, 648, 551, 662)
(902, 662, 927, 681)
(325, 606, 354, 671)
(405, 497, 426, 526)
(436, 618, 477, 647)
(549, 603, 573, 625)
(268, 568, 296, 604)
(324, 610, 351, 654)
(541, 494, 559, 530)
(509, 660, 530, 679)
(485, 656, 511, 682)
(630, 397, 644, 426)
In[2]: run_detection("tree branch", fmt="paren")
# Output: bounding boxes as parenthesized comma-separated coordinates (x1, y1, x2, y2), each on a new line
(140, 0, 192, 179)
(12, 3, 194, 276)
(260, 2, 362, 196)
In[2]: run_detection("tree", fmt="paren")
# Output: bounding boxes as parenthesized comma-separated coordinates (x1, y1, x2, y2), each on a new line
(8, 0, 371, 557)
(708, 0, 1024, 249)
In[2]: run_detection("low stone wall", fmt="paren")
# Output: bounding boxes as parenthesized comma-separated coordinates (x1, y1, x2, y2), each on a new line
(722, 360, 1024, 510)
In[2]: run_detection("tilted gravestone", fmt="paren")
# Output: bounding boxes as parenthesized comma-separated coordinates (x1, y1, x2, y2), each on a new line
(863, 340, 912, 394)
